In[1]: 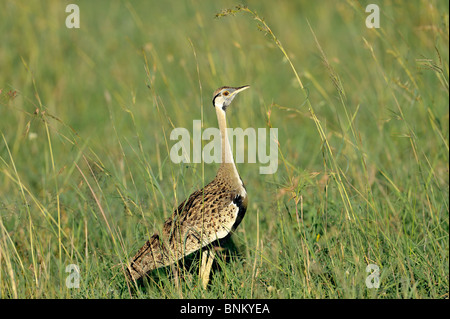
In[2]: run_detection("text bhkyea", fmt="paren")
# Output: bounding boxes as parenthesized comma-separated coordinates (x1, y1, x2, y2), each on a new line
(180, 303, 270, 316)
(170, 120, 278, 174)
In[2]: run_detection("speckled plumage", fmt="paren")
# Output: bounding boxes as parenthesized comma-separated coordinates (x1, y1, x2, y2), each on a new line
(126, 86, 249, 285)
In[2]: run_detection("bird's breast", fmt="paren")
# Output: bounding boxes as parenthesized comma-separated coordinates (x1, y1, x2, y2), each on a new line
(230, 191, 247, 232)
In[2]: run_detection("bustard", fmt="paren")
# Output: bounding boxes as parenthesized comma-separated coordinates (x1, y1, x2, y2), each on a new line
(126, 85, 250, 289)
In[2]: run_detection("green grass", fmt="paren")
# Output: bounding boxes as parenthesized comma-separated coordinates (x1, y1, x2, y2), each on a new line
(0, 0, 448, 298)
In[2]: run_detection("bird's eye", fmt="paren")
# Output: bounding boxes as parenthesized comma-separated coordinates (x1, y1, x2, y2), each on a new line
(223, 91, 229, 96)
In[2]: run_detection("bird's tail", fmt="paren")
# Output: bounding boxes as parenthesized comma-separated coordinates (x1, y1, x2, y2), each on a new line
(126, 234, 166, 281)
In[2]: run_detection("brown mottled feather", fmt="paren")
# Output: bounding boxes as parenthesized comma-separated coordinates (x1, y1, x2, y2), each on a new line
(126, 172, 247, 281)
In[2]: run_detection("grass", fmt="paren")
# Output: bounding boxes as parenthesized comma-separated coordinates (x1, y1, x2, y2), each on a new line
(0, 0, 448, 298)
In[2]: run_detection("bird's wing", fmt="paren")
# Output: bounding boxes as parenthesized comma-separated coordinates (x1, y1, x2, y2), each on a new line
(162, 184, 242, 256)
(127, 183, 247, 281)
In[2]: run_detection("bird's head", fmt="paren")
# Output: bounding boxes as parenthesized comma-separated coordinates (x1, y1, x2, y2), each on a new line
(212, 85, 250, 111)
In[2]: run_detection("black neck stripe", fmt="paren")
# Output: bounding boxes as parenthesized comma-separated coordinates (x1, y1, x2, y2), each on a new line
(212, 93, 220, 107)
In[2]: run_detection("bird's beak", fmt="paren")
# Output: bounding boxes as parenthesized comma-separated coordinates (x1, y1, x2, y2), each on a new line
(231, 85, 250, 96)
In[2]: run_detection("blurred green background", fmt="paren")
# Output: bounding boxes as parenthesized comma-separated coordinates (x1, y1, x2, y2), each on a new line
(0, 0, 448, 298)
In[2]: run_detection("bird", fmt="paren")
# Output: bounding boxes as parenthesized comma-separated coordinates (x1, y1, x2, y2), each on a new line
(126, 85, 250, 289)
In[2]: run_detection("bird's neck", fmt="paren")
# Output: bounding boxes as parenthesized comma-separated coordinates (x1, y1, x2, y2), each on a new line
(215, 106, 241, 186)
(216, 106, 234, 165)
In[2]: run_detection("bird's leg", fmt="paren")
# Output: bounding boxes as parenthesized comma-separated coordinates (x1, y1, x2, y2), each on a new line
(171, 262, 180, 291)
(200, 248, 215, 289)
